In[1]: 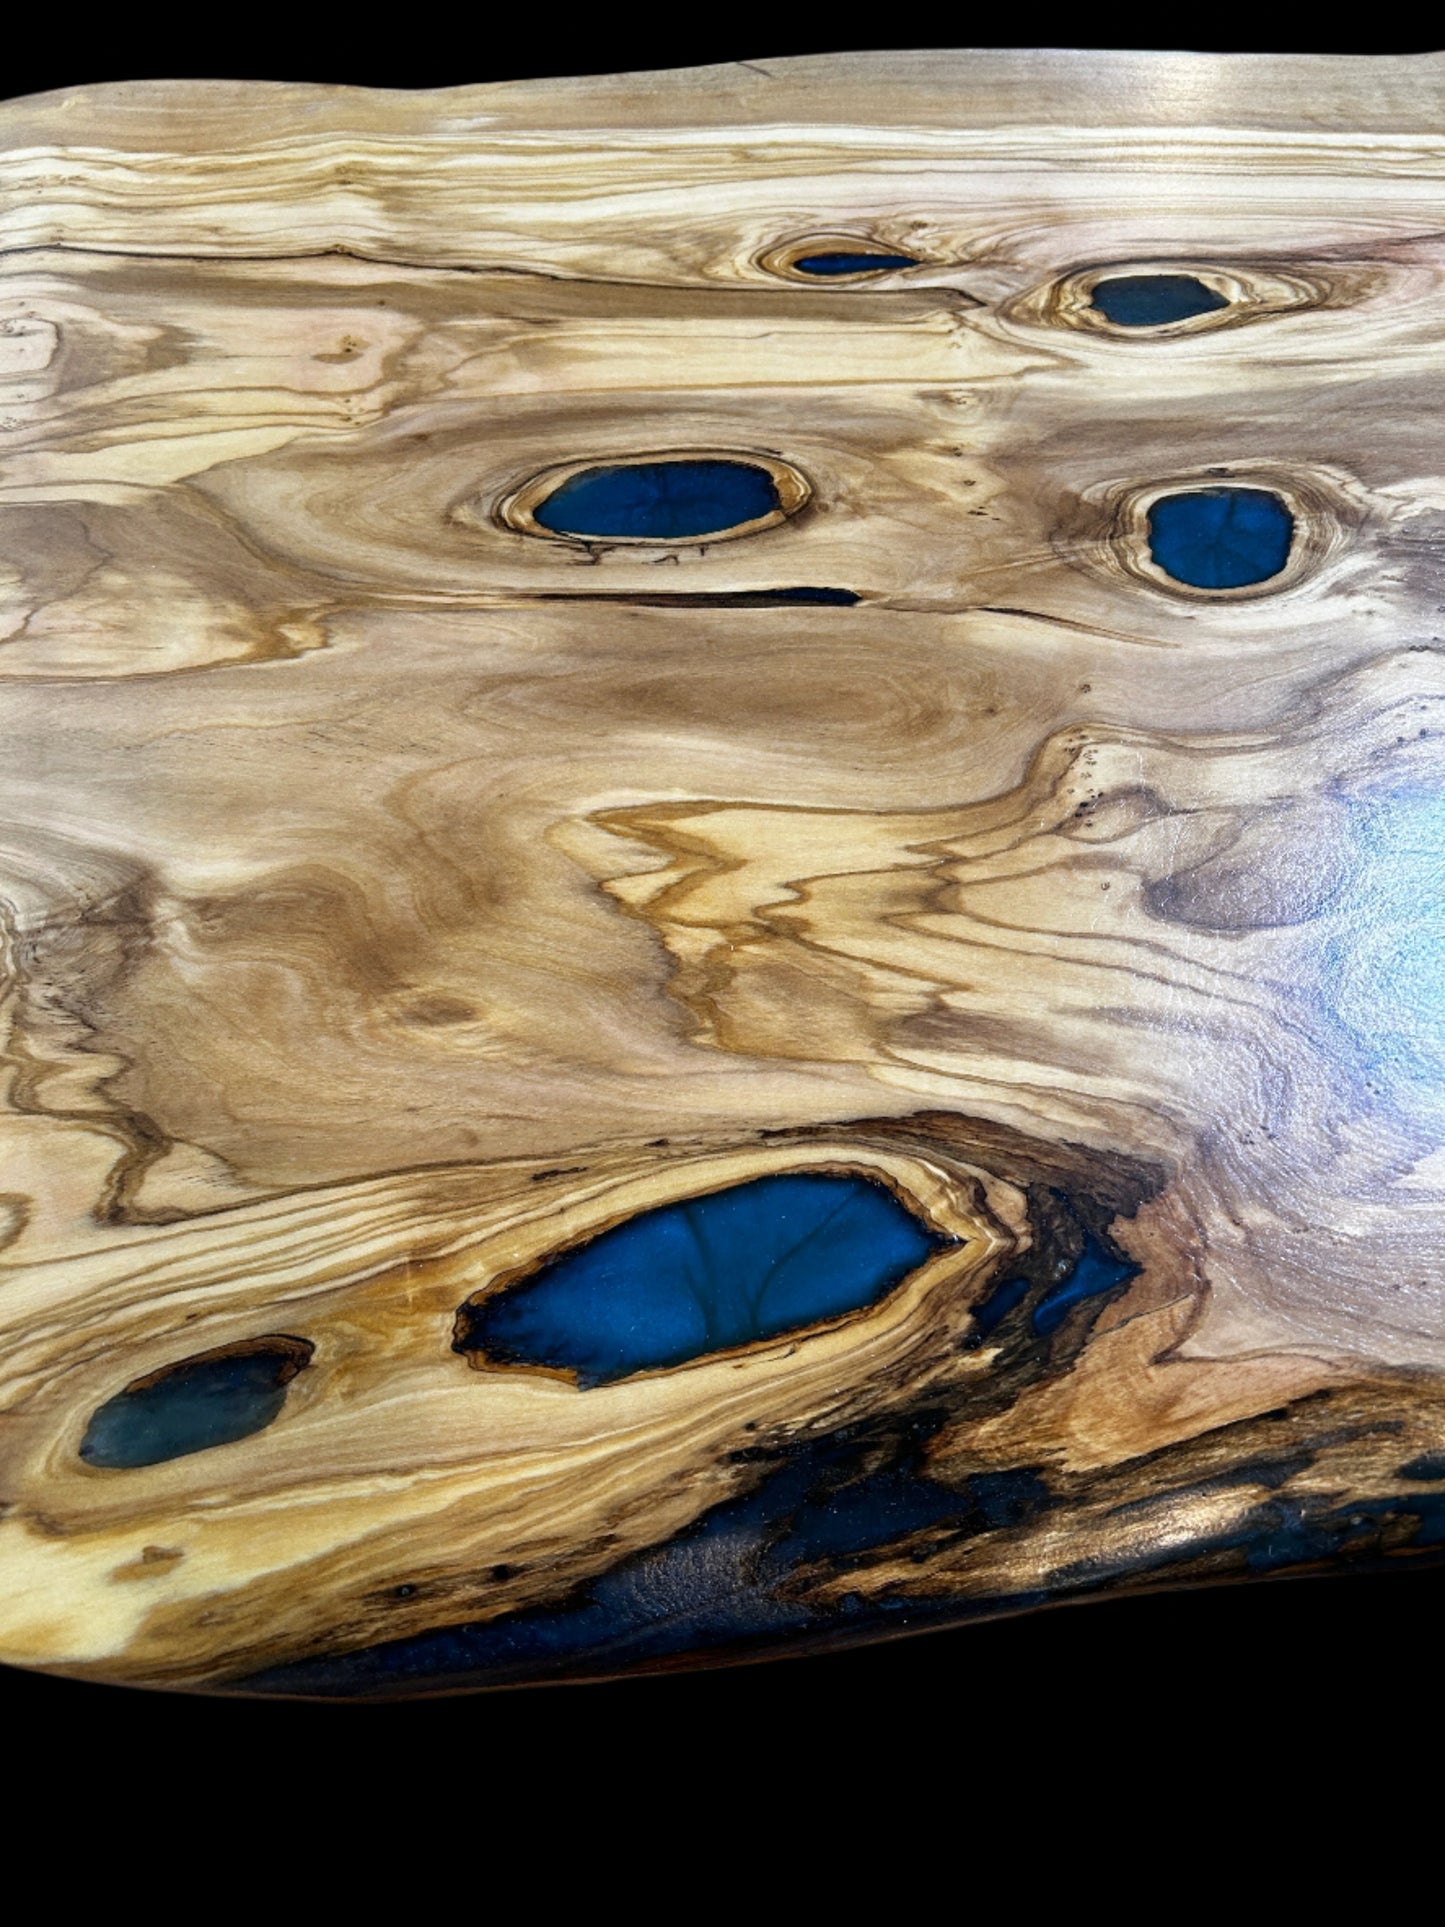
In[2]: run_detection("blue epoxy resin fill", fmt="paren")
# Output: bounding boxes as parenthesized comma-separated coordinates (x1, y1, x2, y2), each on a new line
(1031, 1235, 1138, 1335)
(532, 459, 781, 541)
(792, 252, 919, 275)
(1089, 274, 1229, 327)
(456, 1171, 948, 1387)
(965, 1225, 1138, 1345)
(1146, 488, 1293, 590)
(79, 1340, 312, 1469)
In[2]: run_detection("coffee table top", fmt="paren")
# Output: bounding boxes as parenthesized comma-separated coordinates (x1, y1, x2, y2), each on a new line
(2, 48, 1443, 1696)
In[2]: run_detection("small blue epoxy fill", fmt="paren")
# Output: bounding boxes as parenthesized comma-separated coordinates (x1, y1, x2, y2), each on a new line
(1146, 487, 1294, 590)
(792, 252, 920, 276)
(1090, 274, 1229, 328)
(532, 459, 782, 541)
(455, 1171, 949, 1387)
(964, 1228, 1138, 1345)
(1031, 1236, 1138, 1336)
(79, 1340, 312, 1469)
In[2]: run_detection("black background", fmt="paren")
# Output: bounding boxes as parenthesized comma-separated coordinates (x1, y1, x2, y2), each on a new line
(3, 24, 1442, 93)
(2, 23, 1441, 1776)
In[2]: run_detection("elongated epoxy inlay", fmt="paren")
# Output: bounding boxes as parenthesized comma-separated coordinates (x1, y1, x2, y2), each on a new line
(531, 458, 782, 541)
(79, 1339, 314, 1469)
(454, 1172, 949, 1386)
(792, 250, 920, 275)
(1146, 486, 1294, 589)
(1090, 274, 1229, 326)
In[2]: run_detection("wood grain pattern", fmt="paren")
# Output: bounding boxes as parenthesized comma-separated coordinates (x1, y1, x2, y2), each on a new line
(2, 49, 1445, 1694)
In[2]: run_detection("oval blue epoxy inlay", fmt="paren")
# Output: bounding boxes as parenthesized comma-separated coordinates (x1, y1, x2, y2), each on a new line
(1090, 274, 1229, 327)
(1146, 487, 1294, 590)
(532, 459, 782, 541)
(454, 1171, 950, 1387)
(79, 1338, 314, 1469)
(792, 251, 920, 275)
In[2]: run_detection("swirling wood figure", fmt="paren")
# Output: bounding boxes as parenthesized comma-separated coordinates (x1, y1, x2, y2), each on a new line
(1, 48, 1444, 1696)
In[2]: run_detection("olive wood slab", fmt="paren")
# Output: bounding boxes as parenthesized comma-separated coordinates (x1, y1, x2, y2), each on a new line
(1, 48, 1444, 1695)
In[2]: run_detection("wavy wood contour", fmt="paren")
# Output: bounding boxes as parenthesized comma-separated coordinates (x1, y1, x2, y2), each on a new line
(1, 49, 1444, 1693)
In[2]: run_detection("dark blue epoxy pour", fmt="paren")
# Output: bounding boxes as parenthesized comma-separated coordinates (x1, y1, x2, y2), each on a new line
(79, 1339, 313, 1470)
(793, 251, 919, 275)
(232, 1192, 1445, 1700)
(237, 1431, 1445, 1699)
(1147, 487, 1294, 590)
(1031, 1235, 1138, 1335)
(455, 1171, 949, 1387)
(965, 1223, 1138, 1344)
(237, 1419, 980, 1698)
(532, 459, 782, 541)
(967, 1268, 1031, 1341)
(1090, 274, 1228, 327)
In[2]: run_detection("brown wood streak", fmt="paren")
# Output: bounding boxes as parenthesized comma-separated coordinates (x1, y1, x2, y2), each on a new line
(1, 49, 1444, 1690)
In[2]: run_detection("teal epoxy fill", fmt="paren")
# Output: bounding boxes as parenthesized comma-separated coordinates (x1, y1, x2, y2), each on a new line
(455, 1171, 950, 1387)
(80, 1341, 312, 1469)
(1090, 274, 1228, 327)
(1146, 487, 1293, 589)
(533, 459, 781, 541)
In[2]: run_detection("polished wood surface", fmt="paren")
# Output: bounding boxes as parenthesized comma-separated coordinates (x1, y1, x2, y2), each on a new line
(2, 49, 1444, 1695)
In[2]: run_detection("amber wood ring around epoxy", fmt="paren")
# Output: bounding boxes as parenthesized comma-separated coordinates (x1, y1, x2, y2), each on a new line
(450, 1143, 993, 1389)
(1007, 260, 1335, 338)
(755, 234, 934, 283)
(1058, 465, 1365, 602)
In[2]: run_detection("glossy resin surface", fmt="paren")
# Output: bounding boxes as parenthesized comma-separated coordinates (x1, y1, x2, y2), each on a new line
(1089, 273, 1229, 327)
(531, 457, 781, 541)
(2, 48, 1445, 1698)
(455, 1172, 948, 1386)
